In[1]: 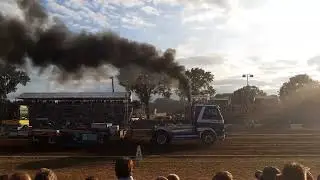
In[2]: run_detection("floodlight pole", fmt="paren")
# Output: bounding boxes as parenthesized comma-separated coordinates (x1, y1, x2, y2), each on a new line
(242, 74, 254, 86)
(110, 76, 114, 93)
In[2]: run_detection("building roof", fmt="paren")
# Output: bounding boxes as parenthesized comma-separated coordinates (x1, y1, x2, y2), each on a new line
(255, 95, 279, 100)
(16, 92, 130, 100)
(213, 97, 230, 101)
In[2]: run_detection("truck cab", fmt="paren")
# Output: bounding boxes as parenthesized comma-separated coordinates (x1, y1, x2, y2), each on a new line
(150, 104, 225, 145)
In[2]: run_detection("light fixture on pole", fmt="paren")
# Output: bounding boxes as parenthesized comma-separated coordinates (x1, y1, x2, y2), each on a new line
(242, 74, 254, 86)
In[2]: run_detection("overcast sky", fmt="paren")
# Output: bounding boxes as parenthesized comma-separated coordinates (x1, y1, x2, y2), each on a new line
(2, 0, 320, 98)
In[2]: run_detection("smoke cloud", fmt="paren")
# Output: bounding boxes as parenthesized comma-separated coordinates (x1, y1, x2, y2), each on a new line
(0, 0, 191, 100)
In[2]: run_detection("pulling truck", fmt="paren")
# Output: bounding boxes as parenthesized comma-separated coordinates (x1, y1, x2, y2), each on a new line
(127, 101, 226, 146)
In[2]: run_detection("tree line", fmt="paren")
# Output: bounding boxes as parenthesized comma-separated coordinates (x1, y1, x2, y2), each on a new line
(1, 64, 319, 118)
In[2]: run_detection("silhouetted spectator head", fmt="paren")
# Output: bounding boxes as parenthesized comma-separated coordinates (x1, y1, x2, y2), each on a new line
(115, 157, 134, 179)
(34, 168, 57, 180)
(281, 162, 308, 180)
(212, 171, 233, 180)
(255, 166, 281, 180)
(317, 174, 320, 180)
(9, 172, 31, 180)
(85, 176, 98, 180)
(167, 174, 180, 180)
(0, 174, 9, 180)
(155, 176, 168, 180)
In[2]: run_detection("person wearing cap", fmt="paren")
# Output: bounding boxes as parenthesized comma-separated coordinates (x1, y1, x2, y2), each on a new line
(115, 158, 134, 180)
(255, 166, 281, 180)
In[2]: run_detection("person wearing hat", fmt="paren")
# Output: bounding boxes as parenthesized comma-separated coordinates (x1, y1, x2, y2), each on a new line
(115, 157, 134, 180)
(255, 166, 281, 180)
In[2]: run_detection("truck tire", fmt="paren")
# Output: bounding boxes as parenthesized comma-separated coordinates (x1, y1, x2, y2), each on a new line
(153, 131, 170, 145)
(201, 131, 216, 145)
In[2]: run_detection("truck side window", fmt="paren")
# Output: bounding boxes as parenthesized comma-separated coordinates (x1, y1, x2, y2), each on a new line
(203, 106, 218, 119)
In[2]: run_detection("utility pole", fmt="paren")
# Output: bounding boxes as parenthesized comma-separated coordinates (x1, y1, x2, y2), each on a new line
(110, 76, 114, 93)
(241, 74, 254, 113)
(242, 74, 254, 86)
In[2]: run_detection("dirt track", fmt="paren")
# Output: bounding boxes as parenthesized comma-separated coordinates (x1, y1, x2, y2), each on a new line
(1, 130, 320, 179)
(1, 130, 320, 156)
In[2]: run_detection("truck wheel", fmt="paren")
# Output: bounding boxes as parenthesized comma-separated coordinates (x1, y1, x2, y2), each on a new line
(201, 131, 216, 145)
(154, 131, 169, 145)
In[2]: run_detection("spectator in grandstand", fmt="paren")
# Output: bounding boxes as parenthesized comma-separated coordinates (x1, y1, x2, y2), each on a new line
(212, 171, 233, 180)
(255, 166, 281, 180)
(281, 162, 308, 180)
(115, 158, 134, 180)
(34, 168, 57, 180)
(85, 176, 98, 180)
(154, 176, 168, 180)
(0, 174, 9, 180)
(9, 172, 31, 180)
(167, 174, 180, 180)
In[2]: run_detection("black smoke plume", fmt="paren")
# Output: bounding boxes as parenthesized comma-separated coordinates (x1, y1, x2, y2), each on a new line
(0, 0, 191, 101)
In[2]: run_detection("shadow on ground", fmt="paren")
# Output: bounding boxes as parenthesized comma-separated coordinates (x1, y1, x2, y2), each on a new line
(0, 140, 203, 156)
(14, 142, 202, 170)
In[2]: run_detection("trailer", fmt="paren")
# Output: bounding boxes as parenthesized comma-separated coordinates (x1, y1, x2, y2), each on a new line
(15, 92, 131, 146)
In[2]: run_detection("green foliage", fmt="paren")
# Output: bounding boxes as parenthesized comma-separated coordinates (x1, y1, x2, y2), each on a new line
(0, 64, 30, 99)
(279, 74, 319, 101)
(119, 72, 172, 118)
(176, 68, 215, 99)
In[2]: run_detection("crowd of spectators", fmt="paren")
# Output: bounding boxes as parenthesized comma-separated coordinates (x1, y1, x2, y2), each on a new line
(0, 158, 318, 180)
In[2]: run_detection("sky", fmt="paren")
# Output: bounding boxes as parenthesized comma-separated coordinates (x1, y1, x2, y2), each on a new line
(2, 0, 320, 98)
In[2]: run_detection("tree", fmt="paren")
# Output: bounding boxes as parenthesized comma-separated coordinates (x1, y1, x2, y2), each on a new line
(176, 68, 215, 100)
(232, 86, 266, 112)
(119, 71, 172, 119)
(0, 64, 30, 99)
(279, 74, 318, 102)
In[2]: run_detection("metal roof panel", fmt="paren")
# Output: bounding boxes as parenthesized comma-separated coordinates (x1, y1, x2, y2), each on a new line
(16, 92, 129, 99)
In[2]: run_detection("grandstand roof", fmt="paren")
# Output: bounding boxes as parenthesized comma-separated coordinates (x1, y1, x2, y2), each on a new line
(16, 92, 130, 100)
